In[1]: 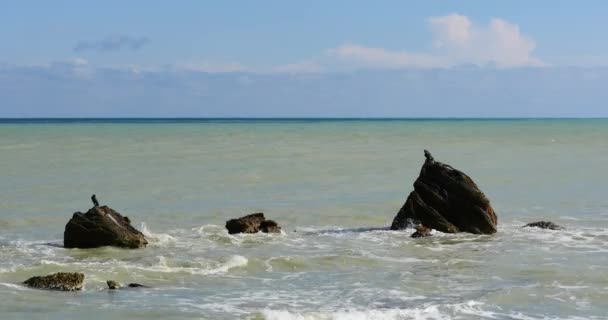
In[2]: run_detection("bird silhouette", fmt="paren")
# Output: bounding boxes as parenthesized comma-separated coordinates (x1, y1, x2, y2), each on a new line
(424, 150, 434, 162)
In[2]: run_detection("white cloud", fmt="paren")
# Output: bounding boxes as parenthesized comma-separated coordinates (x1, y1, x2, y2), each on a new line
(115, 13, 543, 74)
(46, 58, 94, 78)
(272, 13, 544, 73)
(429, 14, 544, 67)
(172, 61, 248, 73)
(326, 44, 448, 68)
(271, 60, 325, 74)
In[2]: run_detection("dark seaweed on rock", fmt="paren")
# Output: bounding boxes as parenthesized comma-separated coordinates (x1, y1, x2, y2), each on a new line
(64, 205, 147, 249)
(391, 151, 498, 234)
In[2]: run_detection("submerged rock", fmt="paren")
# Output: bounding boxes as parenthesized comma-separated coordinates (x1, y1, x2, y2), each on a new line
(391, 150, 498, 234)
(107, 280, 149, 289)
(225, 213, 282, 234)
(23, 272, 84, 291)
(411, 225, 432, 238)
(523, 221, 564, 230)
(64, 205, 147, 249)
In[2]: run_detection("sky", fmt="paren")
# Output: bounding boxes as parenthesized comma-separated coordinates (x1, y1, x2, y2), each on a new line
(2, 1, 608, 117)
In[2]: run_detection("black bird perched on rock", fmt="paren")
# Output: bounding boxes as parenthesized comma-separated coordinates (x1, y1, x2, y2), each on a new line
(424, 150, 434, 162)
(91, 194, 99, 207)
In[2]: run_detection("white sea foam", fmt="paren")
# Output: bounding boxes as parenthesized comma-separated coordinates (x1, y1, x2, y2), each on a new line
(37, 254, 249, 276)
(260, 308, 441, 320)
(140, 223, 177, 247)
(259, 301, 492, 320)
(259, 300, 602, 320)
(0, 282, 28, 290)
(138, 254, 248, 275)
(358, 251, 439, 264)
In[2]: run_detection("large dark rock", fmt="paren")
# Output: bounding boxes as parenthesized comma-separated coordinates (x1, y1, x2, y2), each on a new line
(23, 272, 84, 291)
(523, 221, 564, 230)
(64, 206, 147, 249)
(225, 213, 282, 234)
(391, 151, 498, 234)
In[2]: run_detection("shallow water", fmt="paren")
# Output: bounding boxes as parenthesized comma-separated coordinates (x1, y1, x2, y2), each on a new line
(1, 119, 608, 319)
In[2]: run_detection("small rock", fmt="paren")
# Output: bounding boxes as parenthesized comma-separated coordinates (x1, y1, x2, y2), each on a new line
(225, 213, 282, 234)
(23, 272, 84, 291)
(411, 225, 432, 238)
(107, 280, 121, 289)
(107, 280, 149, 289)
(260, 220, 281, 233)
(523, 221, 564, 230)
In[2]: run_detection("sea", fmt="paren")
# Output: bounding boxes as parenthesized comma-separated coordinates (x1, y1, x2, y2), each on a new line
(1, 118, 607, 319)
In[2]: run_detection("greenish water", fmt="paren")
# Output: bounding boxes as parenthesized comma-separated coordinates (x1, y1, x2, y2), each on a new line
(1, 119, 607, 319)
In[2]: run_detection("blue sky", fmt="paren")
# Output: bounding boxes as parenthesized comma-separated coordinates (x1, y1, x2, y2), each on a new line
(2, 1, 608, 117)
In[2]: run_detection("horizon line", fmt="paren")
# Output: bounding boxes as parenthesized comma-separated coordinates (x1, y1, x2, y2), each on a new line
(1, 117, 607, 121)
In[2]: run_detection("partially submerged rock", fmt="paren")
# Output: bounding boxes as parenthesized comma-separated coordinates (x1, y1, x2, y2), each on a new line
(411, 225, 432, 238)
(523, 221, 564, 230)
(107, 280, 120, 289)
(225, 213, 282, 234)
(260, 220, 281, 233)
(107, 280, 149, 290)
(23, 272, 84, 291)
(391, 150, 498, 234)
(64, 205, 147, 249)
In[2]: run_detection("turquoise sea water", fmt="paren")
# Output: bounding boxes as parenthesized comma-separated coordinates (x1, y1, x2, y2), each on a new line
(1, 119, 608, 319)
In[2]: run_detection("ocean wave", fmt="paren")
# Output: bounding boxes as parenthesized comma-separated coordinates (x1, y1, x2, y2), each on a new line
(140, 223, 177, 247)
(130, 255, 249, 275)
(258, 301, 493, 320)
(0, 282, 29, 290)
(504, 222, 608, 253)
(258, 299, 602, 320)
(35, 254, 249, 276)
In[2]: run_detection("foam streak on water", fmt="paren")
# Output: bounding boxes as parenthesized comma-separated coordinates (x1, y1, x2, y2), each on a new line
(1, 119, 608, 319)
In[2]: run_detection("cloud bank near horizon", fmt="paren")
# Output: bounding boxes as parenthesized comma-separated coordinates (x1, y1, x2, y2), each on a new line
(2, 13, 606, 118)
(1, 14, 549, 74)
(1, 63, 607, 118)
(180, 13, 544, 73)
(290, 14, 544, 72)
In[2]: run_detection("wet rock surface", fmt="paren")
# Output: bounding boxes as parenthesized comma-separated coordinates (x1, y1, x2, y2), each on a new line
(64, 205, 147, 249)
(23, 272, 84, 291)
(107, 280, 120, 289)
(391, 151, 498, 234)
(225, 213, 282, 234)
(411, 225, 432, 238)
(107, 280, 150, 289)
(260, 220, 281, 233)
(523, 221, 564, 230)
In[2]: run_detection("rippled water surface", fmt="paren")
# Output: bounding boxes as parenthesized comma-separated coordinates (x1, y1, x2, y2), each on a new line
(1, 119, 608, 319)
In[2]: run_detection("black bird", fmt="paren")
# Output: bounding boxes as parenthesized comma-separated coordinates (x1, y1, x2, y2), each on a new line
(424, 149, 434, 162)
(91, 194, 99, 207)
